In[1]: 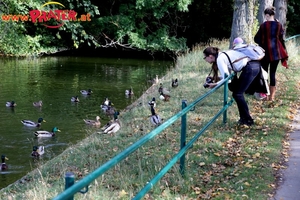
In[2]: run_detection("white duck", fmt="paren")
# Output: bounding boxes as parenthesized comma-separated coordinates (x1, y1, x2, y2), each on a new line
(125, 87, 134, 96)
(21, 117, 46, 127)
(6, 101, 17, 107)
(71, 96, 80, 102)
(34, 127, 60, 137)
(33, 100, 43, 107)
(103, 111, 121, 134)
(31, 146, 45, 157)
(80, 89, 93, 95)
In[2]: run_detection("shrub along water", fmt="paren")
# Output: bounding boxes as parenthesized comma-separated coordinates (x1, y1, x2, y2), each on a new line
(0, 39, 299, 199)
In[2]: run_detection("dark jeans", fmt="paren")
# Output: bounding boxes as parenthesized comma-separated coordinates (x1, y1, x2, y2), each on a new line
(232, 61, 260, 121)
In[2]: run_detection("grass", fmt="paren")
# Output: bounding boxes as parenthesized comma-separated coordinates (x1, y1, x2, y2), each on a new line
(0, 38, 300, 200)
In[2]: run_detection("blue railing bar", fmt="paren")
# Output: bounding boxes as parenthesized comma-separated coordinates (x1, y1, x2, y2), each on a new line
(133, 98, 235, 200)
(53, 75, 234, 200)
(285, 34, 300, 41)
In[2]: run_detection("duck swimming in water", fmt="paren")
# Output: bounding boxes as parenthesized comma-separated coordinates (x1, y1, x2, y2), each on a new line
(6, 101, 16, 107)
(71, 96, 80, 102)
(83, 116, 101, 126)
(1, 155, 9, 171)
(125, 87, 134, 96)
(33, 100, 43, 107)
(80, 89, 93, 95)
(21, 117, 46, 127)
(31, 146, 45, 157)
(34, 127, 60, 137)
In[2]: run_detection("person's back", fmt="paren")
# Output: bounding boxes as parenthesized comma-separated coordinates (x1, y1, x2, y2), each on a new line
(254, 6, 288, 101)
(254, 20, 286, 62)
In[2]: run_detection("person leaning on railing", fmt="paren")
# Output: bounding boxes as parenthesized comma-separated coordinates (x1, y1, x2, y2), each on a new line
(203, 46, 260, 126)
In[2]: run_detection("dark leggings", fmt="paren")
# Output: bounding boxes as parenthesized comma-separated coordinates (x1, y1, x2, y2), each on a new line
(261, 60, 280, 86)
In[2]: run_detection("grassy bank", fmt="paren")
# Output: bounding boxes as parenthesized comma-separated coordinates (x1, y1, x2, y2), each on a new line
(1, 39, 299, 200)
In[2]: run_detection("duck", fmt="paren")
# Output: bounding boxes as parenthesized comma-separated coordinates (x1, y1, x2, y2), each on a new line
(125, 87, 134, 96)
(31, 146, 45, 157)
(105, 105, 117, 116)
(148, 97, 156, 108)
(159, 92, 170, 101)
(80, 89, 93, 95)
(101, 100, 114, 112)
(103, 111, 121, 134)
(158, 83, 170, 95)
(71, 96, 80, 102)
(1, 155, 8, 170)
(6, 101, 16, 107)
(21, 117, 46, 127)
(150, 105, 161, 126)
(103, 97, 110, 106)
(171, 78, 178, 88)
(33, 100, 43, 107)
(83, 116, 101, 126)
(101, 111, 119, 131)
(34, 127, 60, 137)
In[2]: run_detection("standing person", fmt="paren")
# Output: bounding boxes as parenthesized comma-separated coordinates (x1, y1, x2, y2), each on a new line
(254, 6, 288, 101)
(203, 46, 260, 126)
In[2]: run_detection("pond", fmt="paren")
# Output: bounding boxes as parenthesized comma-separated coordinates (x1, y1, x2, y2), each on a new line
(0, 56, 173, 189)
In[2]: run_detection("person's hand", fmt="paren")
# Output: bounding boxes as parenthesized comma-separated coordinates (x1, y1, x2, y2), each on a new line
(208, 83, 217, 88)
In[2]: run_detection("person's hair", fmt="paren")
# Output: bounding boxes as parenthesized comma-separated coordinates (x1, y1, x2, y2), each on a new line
(203, 47, 221, 83)
(264, 6, 276, 16)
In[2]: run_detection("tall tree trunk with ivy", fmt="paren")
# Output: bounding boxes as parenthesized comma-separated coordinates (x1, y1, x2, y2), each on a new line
(230, 0, 256, 48)
(274, 0, 288, 38)
(257, 0, 274, 24)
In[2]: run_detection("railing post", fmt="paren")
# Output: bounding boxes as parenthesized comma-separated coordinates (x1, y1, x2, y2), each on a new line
(65, 172, 75, 200)
(223, 74, 229, 123)
(180, 100, 187, 176)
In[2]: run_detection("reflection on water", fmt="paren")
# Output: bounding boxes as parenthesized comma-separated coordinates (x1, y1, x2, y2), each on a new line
(0, 56, 172, 189)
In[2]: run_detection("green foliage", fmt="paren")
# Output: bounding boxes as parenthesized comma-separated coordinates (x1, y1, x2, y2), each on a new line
(0, 0, 100, 56)
(287, 0, 300, 37)
(0, 0, 300, 57)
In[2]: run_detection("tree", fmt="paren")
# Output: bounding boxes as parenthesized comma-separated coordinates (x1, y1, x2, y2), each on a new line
(88, 0, 193, 55)
(230, 0, 256, 48)
(257, 0, 274, 24)
(274, 0, 288, 38)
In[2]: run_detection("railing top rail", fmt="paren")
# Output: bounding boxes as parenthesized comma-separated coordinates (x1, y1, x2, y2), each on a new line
(285, 34, 300, 41)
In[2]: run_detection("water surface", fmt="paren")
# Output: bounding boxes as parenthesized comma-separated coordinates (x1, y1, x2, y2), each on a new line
(0, 56, 172, 189)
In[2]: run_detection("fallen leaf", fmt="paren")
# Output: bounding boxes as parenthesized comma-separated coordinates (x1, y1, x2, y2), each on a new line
(119, 189, 128, 197)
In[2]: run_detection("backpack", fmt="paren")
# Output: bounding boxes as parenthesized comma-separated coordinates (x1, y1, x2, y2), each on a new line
(234, 44, 265, 61)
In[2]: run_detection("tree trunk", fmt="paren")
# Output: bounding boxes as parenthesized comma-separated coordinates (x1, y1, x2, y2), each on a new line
(257, 0, 274, 24)
(230, 0, 256, 48)
(274, 0, 288, 38)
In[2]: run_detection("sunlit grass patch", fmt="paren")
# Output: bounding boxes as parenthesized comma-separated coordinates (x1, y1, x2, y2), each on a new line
(0, 39, 299, 199)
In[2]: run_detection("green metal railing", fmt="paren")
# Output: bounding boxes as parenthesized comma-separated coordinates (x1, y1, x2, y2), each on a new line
(285, 34, 300, 42)
(52, 73, 235, 200)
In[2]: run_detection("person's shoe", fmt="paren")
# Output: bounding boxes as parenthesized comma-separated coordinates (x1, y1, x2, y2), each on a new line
(238, 118, 254, 126)
(254, 92, 267, 100)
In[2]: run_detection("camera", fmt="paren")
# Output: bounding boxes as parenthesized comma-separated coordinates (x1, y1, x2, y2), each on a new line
(203, 76, 213, 88)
